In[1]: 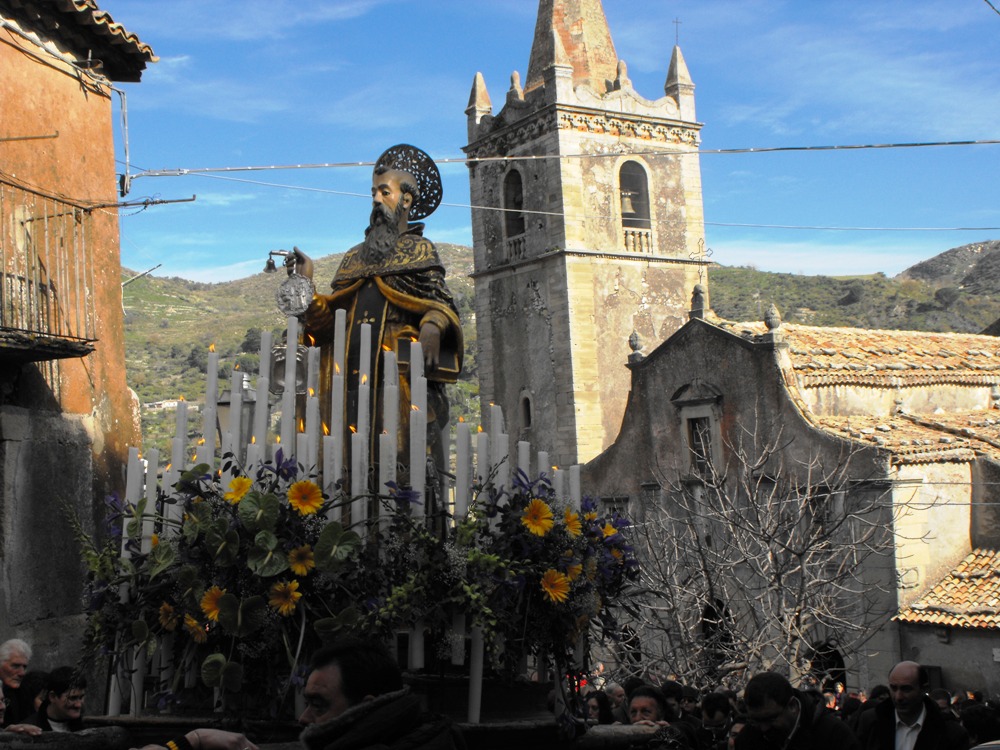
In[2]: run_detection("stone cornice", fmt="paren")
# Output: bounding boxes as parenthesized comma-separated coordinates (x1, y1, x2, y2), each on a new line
(465, 103, 702, 160)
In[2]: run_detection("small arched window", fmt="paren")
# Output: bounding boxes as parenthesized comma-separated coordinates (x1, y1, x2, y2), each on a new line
(619, 161, 650, 230)
(503, 170, 526, 237)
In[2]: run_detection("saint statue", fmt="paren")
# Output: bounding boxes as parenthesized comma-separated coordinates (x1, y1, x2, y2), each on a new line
(287, 144, 463, 491)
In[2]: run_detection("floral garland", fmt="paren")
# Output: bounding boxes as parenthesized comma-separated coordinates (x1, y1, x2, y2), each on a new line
(73, 452, 638, 717)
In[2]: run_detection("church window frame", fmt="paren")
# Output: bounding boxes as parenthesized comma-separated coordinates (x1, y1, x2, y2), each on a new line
(617, 160, 652, 253)
(671, 380, 724, 479)
(502, 168, 527, 262)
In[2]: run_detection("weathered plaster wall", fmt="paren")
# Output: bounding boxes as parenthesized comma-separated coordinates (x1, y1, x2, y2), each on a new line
(0, 27, 140, 661)
(892, 462, 972, 608)
(899, 625, 1000, 696)
(800, 383, 993, 417)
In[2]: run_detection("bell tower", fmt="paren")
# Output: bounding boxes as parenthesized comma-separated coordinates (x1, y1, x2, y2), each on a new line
(464, 0, 707, 466)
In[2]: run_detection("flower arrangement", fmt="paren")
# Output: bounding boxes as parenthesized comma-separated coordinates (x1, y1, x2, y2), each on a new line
(73, 452, 638, 719)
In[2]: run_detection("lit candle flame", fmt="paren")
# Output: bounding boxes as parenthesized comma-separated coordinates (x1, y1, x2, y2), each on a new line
(234, 363, 240, 371)
(459, 416, 465, 423)
(165, 463, 172, 471)
(334, 362, 341, 375)
(298, 418, 305, 432)
(361, 374, 368, 386)
(477, 425, 483, 433)
(179, 395, 186, 402)
(323, 423, 330, 436)
(209, 343, 216, 353)
(349, 425, 357, 434)
(306, 334, 315, 346)
(382, 344, 392, 352)
(309, 387, 315, 397)
(276, 436, 281, 444)
(250, 436, 256, 445)
(411, 404, 420, 412)
(197, 438, 206, 446)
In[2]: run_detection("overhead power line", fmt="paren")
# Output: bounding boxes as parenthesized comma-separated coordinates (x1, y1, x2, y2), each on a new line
(128, 138, 1000, 180)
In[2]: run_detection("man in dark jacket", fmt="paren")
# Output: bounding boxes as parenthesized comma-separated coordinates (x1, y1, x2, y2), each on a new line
(735, 672, 860, 750)
(856, 661, 969, 750)
(298, 639, 464, 750)
(23, 666, 85, 732)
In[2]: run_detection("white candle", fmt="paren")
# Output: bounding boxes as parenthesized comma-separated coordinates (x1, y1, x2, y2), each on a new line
(245, 441, 263, 477)
(383, 351, 399, 468)
(359, 322, 372, 384)
(409, 341, 427, 508)
(141, 449, 159, 555)
(252, 377, 269, 447)
(537, 451, 549, 481)
(259, 329, 273, 378)
(553, 468, 566, 502)
(175, 399, 188, 444)
(409, 619, 425, 671)
(517, 441, 530, 478)
(410, 340, 423, 383)
(203, 348, 220, 459)
(228, 369, 243, 464)
(493, 431, 509, 494)
(358, 378, 370, 453)
(306, 345, 320, 394)
(569, 465, 582, 511)
(455, 421, 471, 520)
(296, 433, 309, 471)
(281, 316, 299, 450)
(378, 431, 395, 507)
(322, 435, 335, 498)
(476, 430, 490, 484)
(468, 627, 484, 723)
(333, 309, 346, 376)
(306, 391, 320, 474)
(351, 431, 366, 526)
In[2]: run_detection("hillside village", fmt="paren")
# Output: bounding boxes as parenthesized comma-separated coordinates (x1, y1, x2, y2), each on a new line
(5, 0, 1000, 743)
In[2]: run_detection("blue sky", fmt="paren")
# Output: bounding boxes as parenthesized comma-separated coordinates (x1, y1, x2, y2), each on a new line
(105, 0, 1000, 282)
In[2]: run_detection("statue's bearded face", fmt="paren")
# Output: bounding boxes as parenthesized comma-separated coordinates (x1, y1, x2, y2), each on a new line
(363, 193, 408, 262)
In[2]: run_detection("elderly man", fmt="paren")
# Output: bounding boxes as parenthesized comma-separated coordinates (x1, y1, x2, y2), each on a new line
(736, 671, 860, 750)
(0, 638, 32, 726)
(0, 680, 40, 736)
(856, 661, 969, 750)
(289, 144, 462, 492)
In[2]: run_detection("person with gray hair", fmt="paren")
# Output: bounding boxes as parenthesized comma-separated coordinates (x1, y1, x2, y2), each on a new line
(0, 638, 33, 726)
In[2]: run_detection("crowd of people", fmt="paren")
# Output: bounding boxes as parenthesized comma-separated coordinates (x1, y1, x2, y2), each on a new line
(6, 632, 1000, 750)
(583, 660, 998, 749)
(0, 639, 87, 737)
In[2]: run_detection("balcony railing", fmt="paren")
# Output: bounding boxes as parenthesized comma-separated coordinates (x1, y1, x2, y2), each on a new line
(505, 234, 527, 262)
(622, 228, 652, 254)
(0, 180, 97, 362)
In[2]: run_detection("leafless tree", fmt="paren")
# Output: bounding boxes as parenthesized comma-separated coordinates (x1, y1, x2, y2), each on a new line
(616, 420, 912, 690)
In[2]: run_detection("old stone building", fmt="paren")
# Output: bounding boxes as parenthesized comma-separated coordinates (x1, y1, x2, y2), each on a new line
(464, 0, 708, 467)
(0, 1, 153, 663)
(583, 306, 1000, 692)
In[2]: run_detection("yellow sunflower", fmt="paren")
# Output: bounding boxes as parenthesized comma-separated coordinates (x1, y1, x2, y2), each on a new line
(200, 585, 226, 622)
(269, 580, 303, 617)
(224, 476, 252, 504)
(540, 569, 571, 603)
(584, 510, 598, 522)
(184, 614, 207, 643)
(158, 602, 179, 631)
(563, 508, 582, 537)
(601, 521, 619, 538)
(288, 544, 316, 576)
(566, 562, 583, 581)
(288, 480, 324, 516)
(521, 498, 554, 536)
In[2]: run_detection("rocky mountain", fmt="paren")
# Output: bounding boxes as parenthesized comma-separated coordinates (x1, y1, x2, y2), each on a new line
(898, 240, 1000, 294)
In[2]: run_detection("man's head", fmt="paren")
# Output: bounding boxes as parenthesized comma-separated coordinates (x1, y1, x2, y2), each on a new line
(888, 661, 927, 723)
(44, 667, 86, 723)
(660, 680, 684, 721)
(606, 682, 626, 709)
(0, 639, 31, 689)
(702, 691, 733, 742)
(744, 672, 801, 746)
(629, 684, 669, 723)
(299, 639, 402, 726)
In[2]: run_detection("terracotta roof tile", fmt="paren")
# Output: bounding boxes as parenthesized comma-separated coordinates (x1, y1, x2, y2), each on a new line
(896, 550, 1000, 629)
(7, 0, 156, 81)
(722, 322, 1000, 388)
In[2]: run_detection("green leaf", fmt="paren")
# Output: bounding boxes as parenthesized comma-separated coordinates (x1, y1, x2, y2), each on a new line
(216, 593, 241, 634)
(131, 619, 149, 643)
(146, 541, 176, 579)
(247, 546, 288, 577)
(182, 502, 213, 544)
(313, 606, 361, 643)
(201, 653, 227, 688)
(314, 522, 361, 572)
(216, 593, 266, 638)
(238, 492, 280, 533)
(221, 661, 244, 693)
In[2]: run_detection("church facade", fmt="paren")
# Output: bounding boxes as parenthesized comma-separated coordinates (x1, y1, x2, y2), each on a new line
(464, 0, 708, 467)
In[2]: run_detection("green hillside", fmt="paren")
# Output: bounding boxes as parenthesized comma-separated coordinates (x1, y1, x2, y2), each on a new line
(124, 240, 1000, 461)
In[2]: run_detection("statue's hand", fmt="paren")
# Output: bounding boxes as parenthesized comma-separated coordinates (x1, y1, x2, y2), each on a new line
(419, 322, 442, 371)
(286, 246, 314, 280)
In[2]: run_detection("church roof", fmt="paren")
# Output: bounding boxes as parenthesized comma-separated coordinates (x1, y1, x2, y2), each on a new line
(721, 322, 1000, 389)
(896, 549, 1000, 629)
(524, 0, 619, 94)
(7, 0, 157, 82)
